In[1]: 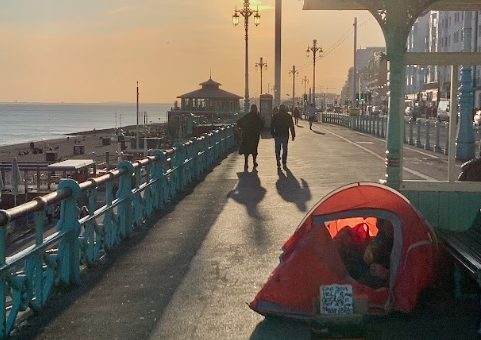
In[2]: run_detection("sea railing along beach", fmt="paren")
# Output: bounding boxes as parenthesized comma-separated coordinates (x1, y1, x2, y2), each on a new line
(322, 112, 481, 154)
(0, 125, 235, 338)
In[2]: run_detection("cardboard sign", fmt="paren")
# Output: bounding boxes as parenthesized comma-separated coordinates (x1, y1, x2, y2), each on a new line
(320, 284, 353, 315)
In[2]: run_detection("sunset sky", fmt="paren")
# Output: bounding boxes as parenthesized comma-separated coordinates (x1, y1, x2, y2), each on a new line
(0, 0, 385, 104)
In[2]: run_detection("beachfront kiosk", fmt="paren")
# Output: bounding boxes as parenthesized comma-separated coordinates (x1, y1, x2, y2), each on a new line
(167, 77, 242, 138)
(47, 159, 96, 187)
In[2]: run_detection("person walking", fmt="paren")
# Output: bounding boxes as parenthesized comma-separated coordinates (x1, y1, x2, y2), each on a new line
(271, 104, 295, 169)
(293, 106, 300, 126)
(237, 104, 264, 170)
(307, 103, 317, 130)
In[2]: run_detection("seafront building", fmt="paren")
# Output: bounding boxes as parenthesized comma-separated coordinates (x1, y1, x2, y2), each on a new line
(340, 47, 385, 105)
(340, 10, 481, 113)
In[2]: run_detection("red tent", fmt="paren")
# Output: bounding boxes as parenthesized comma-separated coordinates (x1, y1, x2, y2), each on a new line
(250, 182, 438, 317)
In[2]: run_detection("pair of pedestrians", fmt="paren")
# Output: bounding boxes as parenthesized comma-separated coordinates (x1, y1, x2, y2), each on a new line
(236, 104, 296, 170)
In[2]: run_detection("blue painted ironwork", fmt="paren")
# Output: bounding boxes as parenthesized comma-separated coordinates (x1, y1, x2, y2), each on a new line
(434, 121, 442, 153)
(0, 125, 235, 338)
(321, 112, 480, 158)
(444, 128, 450, 156)
(408, 121, 414, 145)
(415, 120, 422, 148)
(425, 121, 431, 150)
(380, 116, 385, 138)
(456, 67, 476, 161)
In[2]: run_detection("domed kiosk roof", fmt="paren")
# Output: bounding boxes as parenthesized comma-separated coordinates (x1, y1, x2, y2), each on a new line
(178, 77, 242, 99)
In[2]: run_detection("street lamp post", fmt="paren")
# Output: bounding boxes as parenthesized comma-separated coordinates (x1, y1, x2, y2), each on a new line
(289, 65, 299, 109)
(255, 57, 268, 94)
(233, 1, 260, 114)
(306, 39, 322, 107)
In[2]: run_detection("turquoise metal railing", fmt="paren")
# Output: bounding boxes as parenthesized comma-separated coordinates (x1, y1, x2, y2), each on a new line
(0, 125, 235, 338)
(322, 112, 481, 155)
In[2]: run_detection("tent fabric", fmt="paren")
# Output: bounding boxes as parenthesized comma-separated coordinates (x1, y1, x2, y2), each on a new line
(250, 182, 438, 317)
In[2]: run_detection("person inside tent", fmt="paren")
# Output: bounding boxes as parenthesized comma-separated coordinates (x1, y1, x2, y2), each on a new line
(336, 218, 394, 289)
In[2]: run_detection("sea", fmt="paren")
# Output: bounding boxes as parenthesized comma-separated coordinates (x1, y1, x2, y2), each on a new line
(0, 102, 171, 147)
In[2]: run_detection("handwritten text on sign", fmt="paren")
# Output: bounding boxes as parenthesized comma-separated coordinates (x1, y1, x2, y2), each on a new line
(320, 284, 353, 315)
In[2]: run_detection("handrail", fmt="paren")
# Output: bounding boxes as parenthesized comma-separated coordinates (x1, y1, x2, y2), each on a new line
(321, 112, 480, 157)
(0, 124, 236, 338)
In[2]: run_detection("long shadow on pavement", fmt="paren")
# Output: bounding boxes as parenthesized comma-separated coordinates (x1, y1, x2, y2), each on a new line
(276, 168, 311, 212)
(311, 129, 325, 135)
(228, 170, 266, 220)
(11, 160, 237, 340)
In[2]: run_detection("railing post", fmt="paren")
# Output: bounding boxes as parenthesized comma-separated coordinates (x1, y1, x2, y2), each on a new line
(444, 122, 450, 155)
(83, 187, 100, 265)
(380, 116, 385, 138)
(425, 120, 431, 150)
(116, 161, 134, 239)
(56, 179, 81, 285)
(151, 150, 167, 210)
(408, 120, 414, 145)
(133, 163, 144, 228)
(214, 130, 221, 162)
(185, 142, 193, 186)
(416, 120, 423, 147)
(433, 120, 442, 153)
(173, 142, 186, 193)
(103, 173, 116, 250)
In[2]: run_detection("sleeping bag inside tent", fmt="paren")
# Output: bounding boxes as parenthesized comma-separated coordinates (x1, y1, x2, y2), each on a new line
(250, 182, 438, 317)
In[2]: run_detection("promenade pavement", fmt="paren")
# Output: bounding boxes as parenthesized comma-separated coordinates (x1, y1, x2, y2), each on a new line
(13, 120, 479, 339)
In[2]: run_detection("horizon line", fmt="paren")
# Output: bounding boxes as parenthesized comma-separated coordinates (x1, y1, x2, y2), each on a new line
(0, 101, 173, 105)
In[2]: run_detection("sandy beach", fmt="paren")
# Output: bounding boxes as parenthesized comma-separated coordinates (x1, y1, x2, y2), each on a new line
(0, 124, 168, 164)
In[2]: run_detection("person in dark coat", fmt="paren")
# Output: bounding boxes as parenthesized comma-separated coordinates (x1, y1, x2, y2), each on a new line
(237, 104, 264, 170)
(271, 104, 295, 169)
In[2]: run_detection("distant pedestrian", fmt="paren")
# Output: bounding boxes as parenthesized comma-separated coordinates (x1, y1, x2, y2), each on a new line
(293, 107, 301, 125)
(237, 104, 264, 170)
(272, 106, 279, 117)
(307, 103, 317, 130)
(271, 104, 295, 169)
